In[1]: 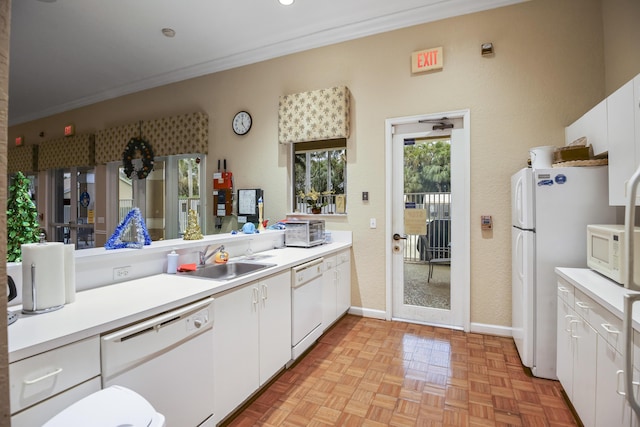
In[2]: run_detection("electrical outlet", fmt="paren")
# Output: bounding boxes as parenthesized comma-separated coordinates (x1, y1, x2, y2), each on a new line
(113, 266, 132, 281)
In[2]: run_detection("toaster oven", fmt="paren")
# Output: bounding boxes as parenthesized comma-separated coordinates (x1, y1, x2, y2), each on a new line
(285, 220, 326, 247)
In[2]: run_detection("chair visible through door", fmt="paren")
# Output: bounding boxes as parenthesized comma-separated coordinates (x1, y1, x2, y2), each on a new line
(418, 219, 451, 282)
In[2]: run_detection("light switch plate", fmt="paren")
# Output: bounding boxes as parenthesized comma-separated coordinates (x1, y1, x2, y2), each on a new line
(369, 218, 377, 228)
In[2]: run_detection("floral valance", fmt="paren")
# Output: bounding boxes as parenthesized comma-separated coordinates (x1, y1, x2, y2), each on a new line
(38, 133, 94, 171)
(278, 86, 351, 144)
(95, 112, 209, 164)
(8, 144, 38, 174)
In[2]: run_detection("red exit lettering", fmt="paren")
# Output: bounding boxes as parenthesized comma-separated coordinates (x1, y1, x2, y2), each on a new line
(411, 47, 443, 74)
(417, 50, 438, 69)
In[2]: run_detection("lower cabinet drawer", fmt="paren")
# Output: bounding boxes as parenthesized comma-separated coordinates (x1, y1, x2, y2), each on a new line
(575, 289, 624, 354)
(11, 377, 101, 427)
(10, 336, 100, 414)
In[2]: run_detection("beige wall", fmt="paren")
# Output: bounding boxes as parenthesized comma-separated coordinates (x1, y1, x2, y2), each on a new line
(602, 0, 640, 95)
(8, 0, 636, 329)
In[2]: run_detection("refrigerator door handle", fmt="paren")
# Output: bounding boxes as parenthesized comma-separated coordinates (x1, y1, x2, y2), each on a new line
(515, 231, 524, 280)
(515, 176, 524, 227)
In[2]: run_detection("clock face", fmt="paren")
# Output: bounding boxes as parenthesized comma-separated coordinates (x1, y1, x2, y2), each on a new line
(232, 111, 252, 135)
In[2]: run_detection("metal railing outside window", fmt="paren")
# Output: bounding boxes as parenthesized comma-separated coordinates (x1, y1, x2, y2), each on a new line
(403, 192, 451, 263)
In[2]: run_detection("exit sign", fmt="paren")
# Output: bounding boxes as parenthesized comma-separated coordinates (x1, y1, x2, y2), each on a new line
(411, 46, 443, 74)
(64, 123, 75, 136)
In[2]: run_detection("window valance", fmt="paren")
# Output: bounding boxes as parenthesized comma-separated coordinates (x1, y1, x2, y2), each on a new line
(278, 86, 351, 144)
(95, 112, 209, 164)
(38, 133, 94, 171)
(8, 144, 38, 174)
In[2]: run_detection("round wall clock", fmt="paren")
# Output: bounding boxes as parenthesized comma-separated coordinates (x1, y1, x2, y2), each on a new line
(232, 111, 252, 135)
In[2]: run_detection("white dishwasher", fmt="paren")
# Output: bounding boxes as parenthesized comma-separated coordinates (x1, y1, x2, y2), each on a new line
(101, 297, 214, 427)
(291, 258, 324, 361)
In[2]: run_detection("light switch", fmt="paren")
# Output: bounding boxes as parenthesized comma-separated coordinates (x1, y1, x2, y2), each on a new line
(362, 191, 369, 201)
(369, 218, 376, 228)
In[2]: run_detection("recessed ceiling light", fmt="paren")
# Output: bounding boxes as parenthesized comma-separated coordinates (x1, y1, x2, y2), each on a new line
(279, 0, 294, 5)
(161, 28, 176, 38)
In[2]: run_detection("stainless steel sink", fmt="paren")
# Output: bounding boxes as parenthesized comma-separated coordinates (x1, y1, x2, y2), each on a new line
(182, 262, 275, 281)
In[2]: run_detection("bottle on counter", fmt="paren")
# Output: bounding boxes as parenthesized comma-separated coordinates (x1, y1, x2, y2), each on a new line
(167, 250, 179, 274)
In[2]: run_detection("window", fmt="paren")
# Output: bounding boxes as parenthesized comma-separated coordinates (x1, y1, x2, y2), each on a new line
(293, 139, 346, 214)
(114, 154, 205, 241)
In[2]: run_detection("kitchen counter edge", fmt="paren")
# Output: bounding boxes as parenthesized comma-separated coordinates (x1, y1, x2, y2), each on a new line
(8, 241, 351, 363)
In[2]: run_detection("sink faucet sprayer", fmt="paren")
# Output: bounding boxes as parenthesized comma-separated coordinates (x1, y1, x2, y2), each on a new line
(199, 245, 225, 266)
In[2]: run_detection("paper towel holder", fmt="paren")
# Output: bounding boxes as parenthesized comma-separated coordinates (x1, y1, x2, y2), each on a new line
(22, 234, 65, 315)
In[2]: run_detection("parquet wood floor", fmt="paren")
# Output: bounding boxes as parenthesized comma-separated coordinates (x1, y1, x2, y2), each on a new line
(226, 315, 578, 427)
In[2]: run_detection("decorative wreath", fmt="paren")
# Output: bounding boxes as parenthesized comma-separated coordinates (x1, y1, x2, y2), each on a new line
(123, 137, 154, 180)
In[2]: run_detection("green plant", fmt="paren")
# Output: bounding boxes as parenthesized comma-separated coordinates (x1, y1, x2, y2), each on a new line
(298, 188, 333, 210)
(7, 172, 41, 262)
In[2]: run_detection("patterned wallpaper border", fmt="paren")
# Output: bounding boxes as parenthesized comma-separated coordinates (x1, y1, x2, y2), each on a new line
(95, 112, 209, 164)
(38, 133, 94, 171)
(7, 144, 38, 174)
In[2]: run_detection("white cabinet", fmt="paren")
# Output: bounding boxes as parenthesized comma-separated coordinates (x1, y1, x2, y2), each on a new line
(608, 76, 640, 205)
(322, 249, 351, 330)
(556, 276, 640, 426)
(572, 297, 598, 427)
(213, 270, 291, 424)
(565, 98, 608, 155)
(596, 335, 634, 426)
(322, 254, 338, 330)
(556, 284, 598, 427)
(556, 285, 575, 399)
(9, 336, 101, 426)
(336, 249, 351, 317)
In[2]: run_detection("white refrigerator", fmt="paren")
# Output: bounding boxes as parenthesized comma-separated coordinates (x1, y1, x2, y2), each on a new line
(511, 166, 616, 379)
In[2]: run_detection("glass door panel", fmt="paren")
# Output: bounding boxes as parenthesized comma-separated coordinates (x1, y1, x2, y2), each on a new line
(50, 167, 95, 249)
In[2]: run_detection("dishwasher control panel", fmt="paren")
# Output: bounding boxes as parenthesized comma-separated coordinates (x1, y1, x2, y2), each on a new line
(291, 258, 323, 288)
(186, 307, 210, 331)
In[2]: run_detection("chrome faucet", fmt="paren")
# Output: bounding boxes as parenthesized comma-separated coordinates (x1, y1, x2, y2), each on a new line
(199, 244, 224, 266)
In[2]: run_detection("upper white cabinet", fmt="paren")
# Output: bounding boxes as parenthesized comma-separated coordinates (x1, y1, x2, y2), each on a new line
(565, 98, 608, 155)
(566, 73, 640, 206)
(608, 75, 640, 205)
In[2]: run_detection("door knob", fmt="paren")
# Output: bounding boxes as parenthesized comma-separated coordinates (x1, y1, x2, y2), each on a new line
(393, 233, 407, 241)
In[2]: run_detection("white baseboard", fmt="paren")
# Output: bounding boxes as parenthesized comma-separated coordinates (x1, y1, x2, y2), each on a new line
(348, 306, 386, 320)
(348, 307, 514, 339)
(470, 322, 513, 337)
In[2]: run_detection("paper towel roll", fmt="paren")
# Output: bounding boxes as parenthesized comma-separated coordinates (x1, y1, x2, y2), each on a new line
(22, 242, 65, 313)
(64, 244, 76, 304)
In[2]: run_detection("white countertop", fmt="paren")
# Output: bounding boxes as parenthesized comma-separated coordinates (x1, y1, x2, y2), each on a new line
(8, 241, 351, 363)
(555, 267, 640, 329)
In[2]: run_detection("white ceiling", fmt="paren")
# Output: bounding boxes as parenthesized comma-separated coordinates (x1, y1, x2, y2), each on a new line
(8, 0, 525, 126)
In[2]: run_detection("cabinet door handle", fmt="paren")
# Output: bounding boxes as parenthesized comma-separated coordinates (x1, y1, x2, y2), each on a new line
(564, 314, 576, 332)
(576, 301, 590, 311)
(252, 287, 259, 306)
(23, 367, 63, 385)
(558, 286, 569, 294)
(569, 319, 580, 338)
(601, 323, 620, 334)
(261, 283, 268, 301)
(617, 370, 626, 396)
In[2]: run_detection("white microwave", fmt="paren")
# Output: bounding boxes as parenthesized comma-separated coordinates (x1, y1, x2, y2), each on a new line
(587, 224, 640, 287)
